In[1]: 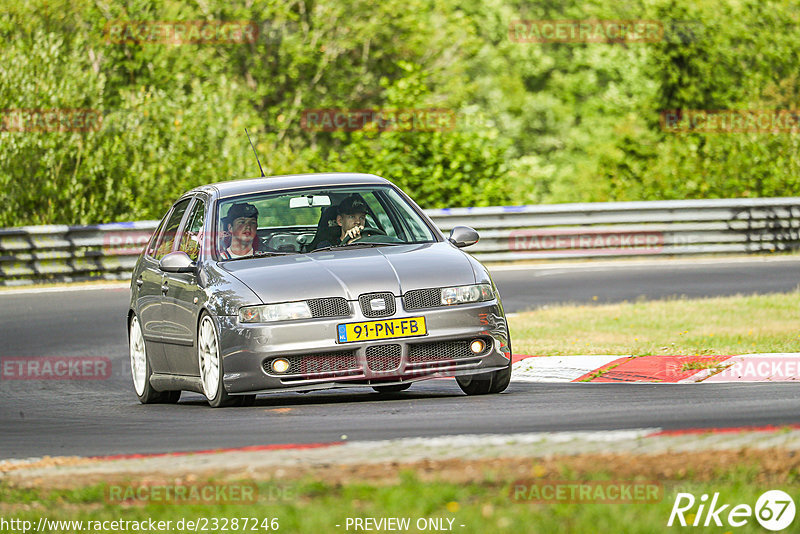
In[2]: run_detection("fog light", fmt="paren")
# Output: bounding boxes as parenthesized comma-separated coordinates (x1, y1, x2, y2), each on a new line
(271, 358, 290, 373)
(470, 339, 486, 354)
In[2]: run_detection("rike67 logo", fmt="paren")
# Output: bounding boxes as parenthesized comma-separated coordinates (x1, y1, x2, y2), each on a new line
(668, 490, 795, 531)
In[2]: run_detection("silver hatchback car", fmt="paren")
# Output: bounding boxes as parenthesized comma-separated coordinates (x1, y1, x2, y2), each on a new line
(128, 173, 512, 407)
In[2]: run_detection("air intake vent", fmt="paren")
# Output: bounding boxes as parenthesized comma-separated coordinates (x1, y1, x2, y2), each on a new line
(263, 350, 358, 376)
(307, 297, 350, 318)
(408, 339, 488, 363)
(403, 288, 441, 310)
(366, 344, 402, 372)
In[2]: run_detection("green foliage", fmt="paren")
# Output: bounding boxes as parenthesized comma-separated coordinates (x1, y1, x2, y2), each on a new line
(316, 64, 511, 207)
(593, 0, 800, 201)
(0, 0, 798, 226)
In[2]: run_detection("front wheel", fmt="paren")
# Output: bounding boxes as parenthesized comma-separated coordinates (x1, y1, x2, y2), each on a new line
(198, 313, 255, 408)
(456, 358, 512, 396)
(129, 314, 180, 404)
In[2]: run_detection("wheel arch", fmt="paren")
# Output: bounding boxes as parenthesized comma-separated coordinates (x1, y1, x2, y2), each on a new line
(126, 308, 136, 339)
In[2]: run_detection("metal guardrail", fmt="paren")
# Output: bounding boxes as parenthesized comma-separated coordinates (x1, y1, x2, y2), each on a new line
(0, 221, 158, 286)
(426, 197, 800, 262)
(1, 197, 799, 285)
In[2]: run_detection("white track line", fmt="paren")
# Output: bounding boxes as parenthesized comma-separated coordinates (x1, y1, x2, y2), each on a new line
(0, 282, 129, 295)
(512, 355, 622, 382)
(488, 255, 800, 272)
(512, 353, 800, 384)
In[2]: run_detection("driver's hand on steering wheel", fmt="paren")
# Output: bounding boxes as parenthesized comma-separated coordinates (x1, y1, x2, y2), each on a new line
(343, 224, 363, 244)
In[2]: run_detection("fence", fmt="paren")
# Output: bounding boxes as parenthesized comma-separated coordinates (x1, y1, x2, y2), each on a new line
(1, 198, 799, 285)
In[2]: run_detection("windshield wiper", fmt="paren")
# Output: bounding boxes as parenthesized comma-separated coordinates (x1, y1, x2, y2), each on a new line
(222, 251, 296, 260)
(308, 242, 396, 253)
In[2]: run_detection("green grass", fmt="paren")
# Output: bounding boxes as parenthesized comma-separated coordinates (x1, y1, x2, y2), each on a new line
(1, 469, 797, 533)
(509, 292, 800, 356)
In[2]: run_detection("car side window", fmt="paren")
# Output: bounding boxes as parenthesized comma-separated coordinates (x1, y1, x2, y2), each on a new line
(362, 192, 396, 238)
(145, 215, 168, 257)
(384, 188, 431, 242)
(178, 199, 205, 261)
(153, 198, 191, 260)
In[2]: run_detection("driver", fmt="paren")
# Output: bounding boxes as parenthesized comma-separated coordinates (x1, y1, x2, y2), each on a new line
(336, 195, 369, 245)
(220, 202, 259, 259)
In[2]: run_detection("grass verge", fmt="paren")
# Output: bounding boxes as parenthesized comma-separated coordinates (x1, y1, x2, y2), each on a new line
(508, 292, 800, 356)
(1, 452, 798, 534)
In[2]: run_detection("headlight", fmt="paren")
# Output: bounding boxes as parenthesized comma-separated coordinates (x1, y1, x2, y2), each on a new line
(440, 283, 494, 306)
(239, 301, 312, 323)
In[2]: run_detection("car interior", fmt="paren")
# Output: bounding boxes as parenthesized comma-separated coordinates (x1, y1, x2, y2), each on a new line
(216, 191, 402, 258)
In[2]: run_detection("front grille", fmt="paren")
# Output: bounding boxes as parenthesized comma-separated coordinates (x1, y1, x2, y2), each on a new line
(307, 297, 350, 318)
(366, 344, 402, 372)
(403, 288, 441, 310)
(408, 339, 489, 363)
(264, 350, 358, 376)
(359, 292, 396, 318)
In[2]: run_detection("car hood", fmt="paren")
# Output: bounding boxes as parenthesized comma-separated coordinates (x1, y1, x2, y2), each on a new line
(219, 243, 477, 303)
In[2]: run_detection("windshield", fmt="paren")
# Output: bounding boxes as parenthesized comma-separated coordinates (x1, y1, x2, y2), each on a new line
(214, 185, 437, 260)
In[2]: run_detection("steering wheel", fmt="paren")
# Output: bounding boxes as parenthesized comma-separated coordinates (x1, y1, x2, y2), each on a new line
(343, 226, 386, 244)
(359, 226, 385, 237)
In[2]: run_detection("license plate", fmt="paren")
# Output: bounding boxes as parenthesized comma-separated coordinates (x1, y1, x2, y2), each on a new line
(337, 316, 427, 343)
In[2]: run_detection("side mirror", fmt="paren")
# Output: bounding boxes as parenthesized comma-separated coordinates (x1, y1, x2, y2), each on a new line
(448, 226, 479, 248)
(159, 251, 196, 273)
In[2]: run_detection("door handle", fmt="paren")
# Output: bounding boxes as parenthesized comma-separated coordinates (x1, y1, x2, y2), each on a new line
(161, 282, 169, 294)
(135, 278, 143, 288)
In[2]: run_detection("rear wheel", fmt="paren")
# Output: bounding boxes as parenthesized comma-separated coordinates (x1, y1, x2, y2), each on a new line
(456, 358, 512, 396)
(129, 314, 181, 404)
(372, 383, 412, 393)
(198, 313, 255, 408)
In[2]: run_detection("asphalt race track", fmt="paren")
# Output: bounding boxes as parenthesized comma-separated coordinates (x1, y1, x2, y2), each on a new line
(1, 257, 798, 460)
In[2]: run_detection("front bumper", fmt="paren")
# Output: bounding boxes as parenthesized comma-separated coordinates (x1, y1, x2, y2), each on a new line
(218, 299, 511, 394)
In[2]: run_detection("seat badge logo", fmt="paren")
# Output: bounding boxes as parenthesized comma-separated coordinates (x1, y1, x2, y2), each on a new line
(370, 298, 387, 312)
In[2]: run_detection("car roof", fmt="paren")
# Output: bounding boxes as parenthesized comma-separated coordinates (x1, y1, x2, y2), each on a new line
(187, 173, 393, 199)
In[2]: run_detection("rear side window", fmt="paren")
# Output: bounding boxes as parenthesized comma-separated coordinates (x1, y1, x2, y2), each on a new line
(178, 199, 205, 261)
(145, 215, 168, 257)
(153, 198, 191, 260)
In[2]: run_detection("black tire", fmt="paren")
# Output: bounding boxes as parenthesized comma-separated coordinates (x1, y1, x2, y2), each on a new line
(129, 314, 181, 404)
(198, 313, 241, 408)
(456, 358, 512, 396)
(372, 383, 412, 393)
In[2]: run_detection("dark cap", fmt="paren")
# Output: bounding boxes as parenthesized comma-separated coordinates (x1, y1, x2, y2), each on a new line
(224, 202, 259, 225)
(337, 195, 368, 216)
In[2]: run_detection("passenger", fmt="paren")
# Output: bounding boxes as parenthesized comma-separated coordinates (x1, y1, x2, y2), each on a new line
(220, 202, 259, 259)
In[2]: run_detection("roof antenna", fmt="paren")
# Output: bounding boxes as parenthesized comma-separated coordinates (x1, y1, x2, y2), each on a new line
(245, 128, 265, 177)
